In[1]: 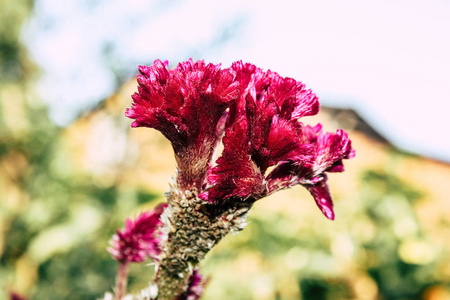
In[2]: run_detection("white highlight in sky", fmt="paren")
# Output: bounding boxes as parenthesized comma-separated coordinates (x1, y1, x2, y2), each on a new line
(23, 0, 450, 162)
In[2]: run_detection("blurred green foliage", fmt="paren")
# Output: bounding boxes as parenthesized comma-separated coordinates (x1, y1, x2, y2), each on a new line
(200, 168, 449, 300)
(1, 1, 449, 300)
(0, 0, 35, 83)
(0, 2, 156, 299)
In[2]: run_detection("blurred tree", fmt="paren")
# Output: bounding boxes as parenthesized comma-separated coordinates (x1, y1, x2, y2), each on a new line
(0, 2, 158, 299)
(0, 0, 35, 84)
(359, 170, 441, 300)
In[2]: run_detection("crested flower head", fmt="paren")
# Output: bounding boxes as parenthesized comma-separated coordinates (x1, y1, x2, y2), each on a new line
(108, 203, 167, 263)
(127, 60, 354, 220)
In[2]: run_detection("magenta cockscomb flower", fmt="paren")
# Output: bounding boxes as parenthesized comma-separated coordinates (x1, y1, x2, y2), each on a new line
(126, 59, 354, 219)
(125, 59, 354, 299)
(108, 203, 167, 263)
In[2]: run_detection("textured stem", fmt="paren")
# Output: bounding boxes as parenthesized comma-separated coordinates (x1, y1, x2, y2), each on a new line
(153, 185, 252, 300)
(115, 262, 129, 300)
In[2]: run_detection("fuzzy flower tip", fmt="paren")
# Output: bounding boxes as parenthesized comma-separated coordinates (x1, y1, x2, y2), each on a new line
(108, 203, 168, 263)
(176, 268, 206, 300)
(127, 60, 354, 220)
(126, 59, 238, 189)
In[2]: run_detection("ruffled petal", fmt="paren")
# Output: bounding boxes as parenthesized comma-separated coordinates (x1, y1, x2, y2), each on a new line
(306, 177, 335, 220)
(305, 126, 355, 174)
(204, 117, 265, 202)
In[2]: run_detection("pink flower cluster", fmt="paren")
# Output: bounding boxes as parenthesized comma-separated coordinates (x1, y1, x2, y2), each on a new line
(108, 203, 167, 263)
(126, 59, 354, 220)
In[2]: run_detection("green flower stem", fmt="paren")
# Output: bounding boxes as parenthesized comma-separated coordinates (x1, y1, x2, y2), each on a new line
(152, 186, 252, 300)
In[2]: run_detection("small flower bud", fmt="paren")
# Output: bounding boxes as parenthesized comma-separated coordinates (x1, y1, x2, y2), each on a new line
(108, 203, 168, 263)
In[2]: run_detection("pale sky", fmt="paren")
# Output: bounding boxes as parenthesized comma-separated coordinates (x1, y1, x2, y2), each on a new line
(23, 0, 450, 162)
